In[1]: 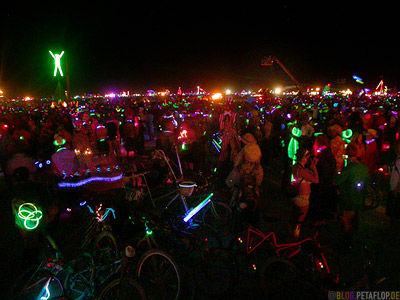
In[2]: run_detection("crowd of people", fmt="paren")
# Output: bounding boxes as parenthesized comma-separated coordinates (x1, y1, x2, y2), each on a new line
(1, 92, 400, 249)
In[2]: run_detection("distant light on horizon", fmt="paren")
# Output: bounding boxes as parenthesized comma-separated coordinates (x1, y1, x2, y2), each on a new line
(212, 93, 223, 100)
(105, 93, 116, 98)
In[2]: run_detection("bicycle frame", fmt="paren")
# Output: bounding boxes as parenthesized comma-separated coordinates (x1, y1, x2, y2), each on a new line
(239, 227, 331, 274)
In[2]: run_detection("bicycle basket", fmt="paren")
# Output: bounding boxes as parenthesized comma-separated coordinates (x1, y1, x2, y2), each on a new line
(179, 181, 197, 196)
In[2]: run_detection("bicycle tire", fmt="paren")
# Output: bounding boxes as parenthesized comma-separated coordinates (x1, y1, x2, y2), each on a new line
(64, 252, 95, 300)
(201, 201, 232, 231)
(92, 231, 119, 264)
(363, 183, 382, 211)
(193, 248, 237, 296)
(98, 278, 146, 300)
(261, 256, 326, 300)
(136, 249, 181, 300)
(261, 257, 300, 299)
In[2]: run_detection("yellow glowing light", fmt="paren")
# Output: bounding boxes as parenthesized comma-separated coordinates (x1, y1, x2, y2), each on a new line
(212, 93, 223, 100)
(225, 89, 232, 95)
(274, 88, 282, 95)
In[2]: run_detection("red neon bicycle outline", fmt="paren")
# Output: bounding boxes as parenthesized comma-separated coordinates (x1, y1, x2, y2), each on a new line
(238, 227, 331, 274)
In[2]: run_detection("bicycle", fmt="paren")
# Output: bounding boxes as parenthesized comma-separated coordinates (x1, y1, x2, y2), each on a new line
(97, 246, 147, 300)
(137, 217, 237, 299)
(78, 200, 119, 266)
(228, 184, 261, 233)
(13, 196, 120, 300)
(118, 212, 183, 300)
(123, 151, 232, 232)
(12, 228, 95, 300)
(362, 171, 385, 211)
(229, 226, 338, 296)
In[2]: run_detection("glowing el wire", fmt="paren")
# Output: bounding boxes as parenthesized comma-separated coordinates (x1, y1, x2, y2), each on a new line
(288, 127, 301, 182)
(17, 203, 43, 230)
(49, 51, 64, 77)
(40, 277, 51, 300)
(57, 173, 123, 188)
(342, 129, 353, 140)
(184, 193, 213, 222)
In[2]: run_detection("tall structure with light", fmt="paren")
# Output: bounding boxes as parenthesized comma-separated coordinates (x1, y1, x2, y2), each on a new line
(261, 56, 304, 94)
(49, 51, 64, 77)
(49, 50, 71, 100)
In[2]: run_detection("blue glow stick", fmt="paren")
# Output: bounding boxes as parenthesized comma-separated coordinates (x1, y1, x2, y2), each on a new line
(183, 193, 213, 222)
(40, 277, 51, 300)
(58, 173, 123, 188)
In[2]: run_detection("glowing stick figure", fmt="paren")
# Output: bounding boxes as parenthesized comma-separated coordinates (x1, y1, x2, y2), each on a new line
(49, 51, 64, 77)
(288, 127, 302, 182)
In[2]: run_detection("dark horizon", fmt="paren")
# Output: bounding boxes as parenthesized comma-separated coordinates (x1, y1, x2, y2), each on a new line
(1, 3, 398, 98)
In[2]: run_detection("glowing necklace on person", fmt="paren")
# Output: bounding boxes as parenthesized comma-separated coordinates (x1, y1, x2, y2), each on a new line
(365, 139, 375, 145)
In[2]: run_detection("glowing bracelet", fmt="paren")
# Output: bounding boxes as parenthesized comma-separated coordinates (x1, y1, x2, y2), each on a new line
(17, 203, 43, 230)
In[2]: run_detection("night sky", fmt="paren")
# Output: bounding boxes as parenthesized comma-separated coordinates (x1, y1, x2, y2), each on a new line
(0, 2, 398, 97)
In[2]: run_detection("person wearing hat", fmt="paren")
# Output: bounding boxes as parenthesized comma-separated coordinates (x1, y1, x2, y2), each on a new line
(225, 133, 263, 229)
(361, 129, 379, 175)
(226, 133, 263, 206)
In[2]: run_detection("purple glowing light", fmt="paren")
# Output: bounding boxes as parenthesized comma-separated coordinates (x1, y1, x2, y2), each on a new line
(58, 173, 123, 188)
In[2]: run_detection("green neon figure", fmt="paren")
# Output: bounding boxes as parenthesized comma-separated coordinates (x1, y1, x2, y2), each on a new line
(288, 127, 302, 162)
(288, 127, 302, 182)
(341, 129, 353, 167)
(49, 50, 64, 77)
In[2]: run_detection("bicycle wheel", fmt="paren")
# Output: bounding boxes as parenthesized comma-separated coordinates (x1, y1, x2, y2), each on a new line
(14, 271, 64, 300)
(194, 248, 237, 296)
(261, 256, 325, 299)
(363, 183, 382, 211)
(98, 278, 146, 300)
(136, 249, 181, 300)
(92, 231, 119, 265)
(201, 201, 232, 231)
(64, 252, 95, 300)
(261, 257, 301, 299)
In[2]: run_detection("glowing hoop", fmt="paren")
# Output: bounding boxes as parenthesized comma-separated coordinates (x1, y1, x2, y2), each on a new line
(17, 202, 43, 230)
